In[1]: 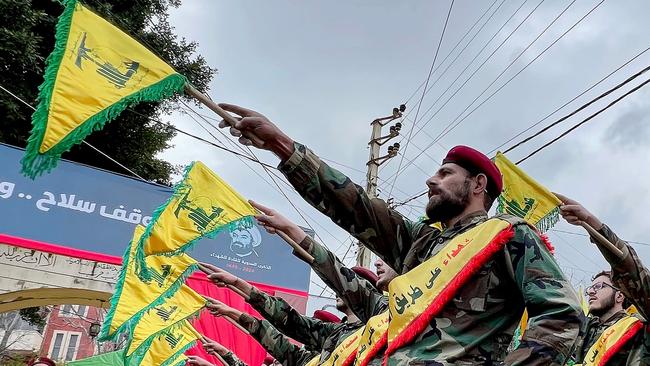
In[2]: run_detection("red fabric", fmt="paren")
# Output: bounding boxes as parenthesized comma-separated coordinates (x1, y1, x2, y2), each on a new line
(185, 274, 309, 366)
(313, 310, 341, 323)
(383, 226, 515, 365)
(599, 320, 644, 366)
(358, 333, 387, 366)
(442, 145, 503, 198)
(351, 266, 379, 288)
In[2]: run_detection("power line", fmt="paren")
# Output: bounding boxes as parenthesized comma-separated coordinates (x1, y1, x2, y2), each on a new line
(488, 46, 650, 155)
(503, 63, 650, 154)
(432, 0, 607, 145)
(390, 0, 607, 182)
(516, 75, 650, 164)
(551, 229, 650, 247)
(388, 0, 455, 199)
(380, 0, 544, 184)
(397, 0, 504, 119)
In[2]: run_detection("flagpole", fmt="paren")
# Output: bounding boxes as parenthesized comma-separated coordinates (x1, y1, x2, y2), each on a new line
(580, 222, 625, 260)
(184, 83, 264, 146)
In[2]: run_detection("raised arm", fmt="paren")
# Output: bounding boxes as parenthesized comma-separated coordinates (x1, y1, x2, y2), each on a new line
(505, 223, 583, 366)
(202, 263, 339, 351)
(218, 103, 432, 272)
(201, 337, 248, 366)
(558, 193, 650, 319)
(252, 200, 387, 321)
(206, 300, 318, 366)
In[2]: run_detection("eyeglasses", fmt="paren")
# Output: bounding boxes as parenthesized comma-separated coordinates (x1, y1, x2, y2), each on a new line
(585, 281, 619, 295)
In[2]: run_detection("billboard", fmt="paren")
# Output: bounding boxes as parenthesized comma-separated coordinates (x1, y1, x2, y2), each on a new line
(0, 144, 309, 292)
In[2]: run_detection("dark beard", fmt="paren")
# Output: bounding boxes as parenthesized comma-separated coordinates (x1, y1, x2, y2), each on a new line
(589, 292, 616, 317)
(425, 179, 471, 224)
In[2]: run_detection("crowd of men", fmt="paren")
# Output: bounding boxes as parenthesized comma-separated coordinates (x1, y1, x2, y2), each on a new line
(180, 103, 649, 366)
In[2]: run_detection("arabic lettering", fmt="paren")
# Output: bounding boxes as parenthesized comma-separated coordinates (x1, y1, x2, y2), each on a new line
(426, 267, 442, 289)
(0, 182, 14, 199)
(394, 293, 409, 315)
(36, 191, 56, 212)
(408, 285, 423, 305)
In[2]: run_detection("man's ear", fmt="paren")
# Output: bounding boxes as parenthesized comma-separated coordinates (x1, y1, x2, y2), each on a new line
(615, 291, 625, 305)
(474, 173, 488, 195)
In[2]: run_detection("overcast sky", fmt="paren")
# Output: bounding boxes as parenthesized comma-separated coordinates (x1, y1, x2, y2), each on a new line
(158, 0, 650, 308)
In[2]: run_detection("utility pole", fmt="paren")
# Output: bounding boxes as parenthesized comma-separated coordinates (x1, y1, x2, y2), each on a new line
(356, 104, 406, 267)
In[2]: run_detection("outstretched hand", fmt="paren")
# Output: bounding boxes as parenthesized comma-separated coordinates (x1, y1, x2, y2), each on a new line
(554, 192, 603, 229)
(186, 355, 214, 366)
(199, 262, 239, 288)
(218, 103, 295, 159)
(250, 200, 307, 243)
(200, 336, 229, 357)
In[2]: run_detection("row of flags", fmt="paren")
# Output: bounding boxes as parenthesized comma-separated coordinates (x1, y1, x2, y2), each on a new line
(18, 0, 591, 364)
(97, 162, 256, 366)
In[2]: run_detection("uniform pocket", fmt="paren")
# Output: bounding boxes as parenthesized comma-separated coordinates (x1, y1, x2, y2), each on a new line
(452, 266, 491, 312)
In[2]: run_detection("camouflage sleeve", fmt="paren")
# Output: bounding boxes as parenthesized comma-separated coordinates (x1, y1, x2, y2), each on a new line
(278, 142, 429, 272)
(238, 313, 320, 366)
(247, 287, 340, 350)
(301, 235, 388, 322)
(592, 224, 650, 320)
(222, 351, 248, 366)
(504, 224, 583, 366)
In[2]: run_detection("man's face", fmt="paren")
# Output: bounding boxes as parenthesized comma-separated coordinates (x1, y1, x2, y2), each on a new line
(587, 275, 617, 316)
(230, 229, 254, 256)
(425, 163, 473, 223)
(374, 259, 398, 292)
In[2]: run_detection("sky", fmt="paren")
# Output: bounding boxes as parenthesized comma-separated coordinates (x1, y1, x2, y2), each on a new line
(158, 0, 650, 312)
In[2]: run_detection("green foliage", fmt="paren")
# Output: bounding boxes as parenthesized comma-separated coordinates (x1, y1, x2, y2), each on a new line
(19, 307, 47, 331)
(0, 0, 215, 184)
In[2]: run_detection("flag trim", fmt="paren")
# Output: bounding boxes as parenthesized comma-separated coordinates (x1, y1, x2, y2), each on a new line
(125, 319, 201, 366)
(98, 236, 198, 342)
(21, 0, 186, 179)
(135, 161, 255, 281)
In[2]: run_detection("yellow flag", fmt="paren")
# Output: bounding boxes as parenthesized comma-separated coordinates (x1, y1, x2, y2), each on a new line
(126, 319, 200, 366)
(22, 0, 186, 178)
(494, 152, 561, 232)
(578, 286, 590, 315)
(99, 225, 198, 341)
(136, 161, 256, 280)
(125, 284, 206, 357)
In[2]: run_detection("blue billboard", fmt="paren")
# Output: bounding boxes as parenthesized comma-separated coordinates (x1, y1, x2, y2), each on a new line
(0, 144, 310, 292)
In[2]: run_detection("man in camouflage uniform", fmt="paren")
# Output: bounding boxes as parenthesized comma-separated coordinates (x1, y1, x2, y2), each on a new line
(201, 262, 365, 363)
(200, 337, 249, 366)
(206, 298, 319, 366)
(217, 103, 583, 365)
(250, 200, 395, 323)
(558, 194, 650, 365)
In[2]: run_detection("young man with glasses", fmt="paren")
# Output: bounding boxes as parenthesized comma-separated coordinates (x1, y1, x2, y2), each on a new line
(558, 193, 649, 365)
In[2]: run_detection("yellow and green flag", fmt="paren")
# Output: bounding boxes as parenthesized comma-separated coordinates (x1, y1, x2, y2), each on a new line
(135, 161, 256, 280)
(125, 283, 206, 358)
(22, 0, 186, 178)
(126, 319, 199, 366)
(494, 152, 561, 232)
(99, 225, 198, 341)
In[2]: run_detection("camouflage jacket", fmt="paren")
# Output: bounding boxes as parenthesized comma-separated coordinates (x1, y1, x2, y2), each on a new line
(300, 235, 388, 322)
(279, 142, 583, 365)
(574, 224, 650, 365)
(238, 312, 319, 366)
(222, 351, 249, 366)
(247, 287, 363, 362)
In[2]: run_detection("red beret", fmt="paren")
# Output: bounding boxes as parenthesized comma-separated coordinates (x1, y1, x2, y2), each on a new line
(263, 355, 276, 365)
(352, 266, 379, 288)
(29, 357, 56, 366)
(313, 310, 341, 323)
(442, 145, 502, 198)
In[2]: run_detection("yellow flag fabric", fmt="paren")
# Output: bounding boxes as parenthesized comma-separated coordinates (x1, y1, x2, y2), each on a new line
(321, 326, 364, 366)
(355, 311, 390, 366)
(386, 219, 512, 358)
(136, 161, 256, 280)
(99, 225, 198, 341)
(578, 315, 643, 366)
(304, 355, 320, 366)
(579, 286, 590, 315)
(494, 152, 562, 232)
(22, 0, 185, 178)
(125, 284, 206, 356)
(127, 319, 200, 366)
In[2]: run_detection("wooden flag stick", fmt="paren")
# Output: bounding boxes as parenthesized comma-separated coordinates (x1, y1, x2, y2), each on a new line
(198, 262, 250, 300)
(184, 84, 265, 146)
(204, 296, 249, 334)
(277, 229, 315, 264)
(580, 222, 625, 260)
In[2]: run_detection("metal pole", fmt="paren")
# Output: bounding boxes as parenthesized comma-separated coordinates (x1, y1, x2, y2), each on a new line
(357, 120, 382, 266)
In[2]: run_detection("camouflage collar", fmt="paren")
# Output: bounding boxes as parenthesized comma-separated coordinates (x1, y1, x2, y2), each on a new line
(440, 210, 488, 238)
(599, 310, 629, 326)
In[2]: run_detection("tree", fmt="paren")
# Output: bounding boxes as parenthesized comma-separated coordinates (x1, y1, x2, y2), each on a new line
(0, 0, 215, 184)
